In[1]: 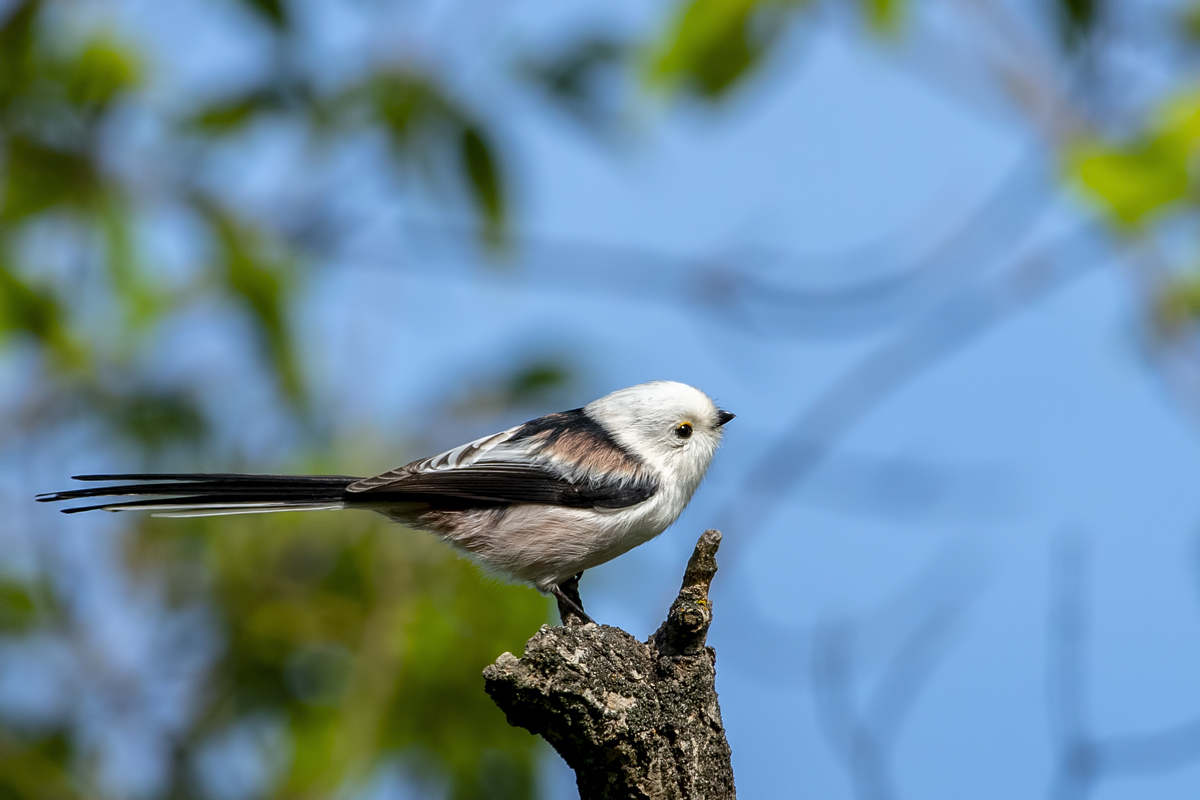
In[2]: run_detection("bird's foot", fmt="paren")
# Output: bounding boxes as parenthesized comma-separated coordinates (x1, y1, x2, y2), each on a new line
(550, 573, 594, 626)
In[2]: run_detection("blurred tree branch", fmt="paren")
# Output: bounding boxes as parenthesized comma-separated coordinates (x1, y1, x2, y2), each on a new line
(1048, 539, 1200, 800)
(716, 226, 1104, 544)
(812, 556, 974, 800)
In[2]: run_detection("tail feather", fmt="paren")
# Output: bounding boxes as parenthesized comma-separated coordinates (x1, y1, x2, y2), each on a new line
(70, 473, 358, 484)
(148, 504, 346, 519)
(36, 474, 360, 516)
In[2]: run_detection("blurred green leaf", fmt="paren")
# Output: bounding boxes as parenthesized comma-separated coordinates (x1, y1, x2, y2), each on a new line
(520, 37, 625, 100)
(187, 91, 282, 134)
(385, 552, 545, 799)
(647, 0, 805, 99)
(285, 643, 354, 706)
(650, 0, 759, 98)
(0, 579, 37, 633)
(1069, 93, 1200, 227)
(1059, 0, 1099, 49)
(0, 264, 57, 341)
(99, 198, 166, 335)
(370, 73, 456, 148)
(240, 0, 288, 28)
(367, 74, 510, 250)
(62, 35, 141, 111)
(862, 0, 904, 35)
(449, 359, 573, 419)
(0, 730, 80, 800)
(461, 125, 506, 250)
(101, 388, 208, 451)
(0, 261, 77, 362)
(1156, 269, 1200, 332)
(1183, 1, 1200, 41)
(518, 37, 627, 129)
(198, 200, 303, 405)
(2, 137, 101, 221)
(0, 0, 39, 109)
(1071, 140, 1188, 226)
(507, 361, 569, 404)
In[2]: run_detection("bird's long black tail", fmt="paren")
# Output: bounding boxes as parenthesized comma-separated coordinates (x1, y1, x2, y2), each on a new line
(35, 473, 361, 517)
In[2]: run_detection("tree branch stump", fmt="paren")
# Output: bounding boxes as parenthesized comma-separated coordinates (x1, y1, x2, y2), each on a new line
(483, 530, 736, 799)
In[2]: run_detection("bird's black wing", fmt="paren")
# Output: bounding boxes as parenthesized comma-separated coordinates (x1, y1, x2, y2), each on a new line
(347, 408, 658, 509)
(348, 461, 656, 509)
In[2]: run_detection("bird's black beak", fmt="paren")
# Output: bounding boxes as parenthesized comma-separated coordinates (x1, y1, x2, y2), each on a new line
(716, 409, 736, 427)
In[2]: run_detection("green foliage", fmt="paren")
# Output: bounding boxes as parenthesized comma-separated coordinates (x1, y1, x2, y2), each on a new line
(188, 90, 284, 134)
(1069, 92, 1200, 227)
(1182, 1, 1200, 41)
(1058, 0, 1100, 48)
(649, 0, 772, 98)
(506, 362, 572, 405)
(98, 387, 208, 452)
(518, 36, 627, 129)
(1156, 270, 1200, 333)
(646, 0, 812, 99)
(0, 731, 80, 800)
(0, 1, 39, 109)
(2, 137, 101, 221)
(367, 73, 509, 250)
(461, 125, 506, 250)
(560, 0, 905, 105)
(0, 262, 75, 362)
(0, 1, 536, 796)
(370, 74, 448, 143)
(0, 578, 38, 633)
(0, 0, 511, 416)
(61, 35, 141, 111)
(128, 511, 546, 799)
(98, 198, 161, 333)
(241, 0, 289, 29)
(1070, 139, 1189, 227)
(199, 201, 304, 405)
(861, 0, 904, 35)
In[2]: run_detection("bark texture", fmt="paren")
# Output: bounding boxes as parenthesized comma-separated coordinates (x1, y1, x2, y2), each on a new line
(483, 530, 736, 799)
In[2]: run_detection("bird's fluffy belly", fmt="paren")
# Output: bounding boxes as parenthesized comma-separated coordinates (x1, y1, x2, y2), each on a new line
(386, 502, 665, 591)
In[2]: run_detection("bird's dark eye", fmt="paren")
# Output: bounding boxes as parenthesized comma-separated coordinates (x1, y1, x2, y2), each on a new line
(675, 423, 693, 439)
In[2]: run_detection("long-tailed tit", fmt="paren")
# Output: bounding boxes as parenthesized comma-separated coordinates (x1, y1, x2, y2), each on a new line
(37, 381, 734, 622)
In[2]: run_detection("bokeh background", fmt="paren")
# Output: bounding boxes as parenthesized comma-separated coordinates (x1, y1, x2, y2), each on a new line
(7, 0, 1200, 797)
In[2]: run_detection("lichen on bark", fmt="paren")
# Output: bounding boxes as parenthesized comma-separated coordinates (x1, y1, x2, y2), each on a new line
(483, 530, 736, 799)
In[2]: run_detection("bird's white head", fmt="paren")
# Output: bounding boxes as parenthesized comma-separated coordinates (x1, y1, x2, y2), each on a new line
(585, 381, 734, 492)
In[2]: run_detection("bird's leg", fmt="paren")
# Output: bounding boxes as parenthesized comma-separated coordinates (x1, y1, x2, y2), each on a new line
(550, 572, 594, 626)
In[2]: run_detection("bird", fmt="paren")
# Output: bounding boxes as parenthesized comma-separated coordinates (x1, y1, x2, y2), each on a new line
(36, 381, 734, 624)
